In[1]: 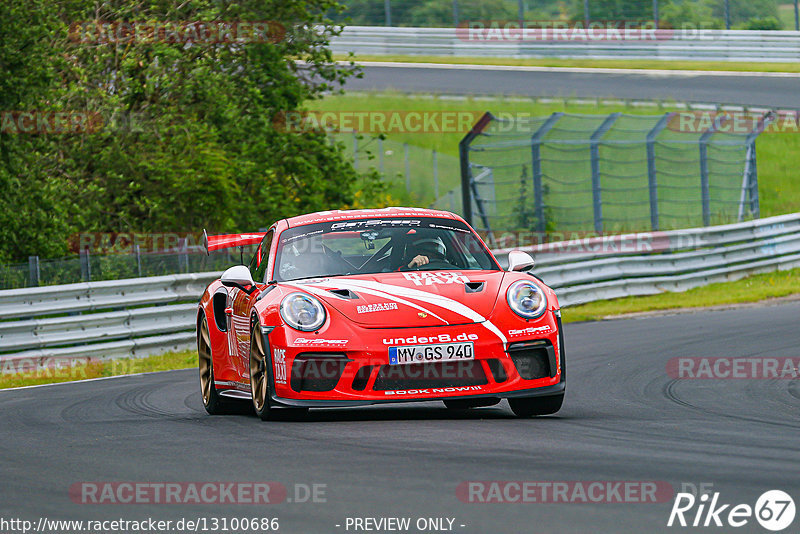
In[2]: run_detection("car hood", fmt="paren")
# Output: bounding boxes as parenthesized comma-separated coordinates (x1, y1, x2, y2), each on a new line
(282, 270, 506, 328)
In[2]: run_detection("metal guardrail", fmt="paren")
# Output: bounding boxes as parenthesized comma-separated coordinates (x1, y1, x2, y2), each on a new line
(1, 213, 799, 371)
(494, 212, 800, 306)
(331, 26, 800, 62)
(0, 273, 217, 372)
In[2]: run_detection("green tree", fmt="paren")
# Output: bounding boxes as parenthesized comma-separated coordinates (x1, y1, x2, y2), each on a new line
(0, 0, 383, 261)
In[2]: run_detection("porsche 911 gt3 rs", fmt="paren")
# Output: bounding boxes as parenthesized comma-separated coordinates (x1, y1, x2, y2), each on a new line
(197, 207, 565, 420)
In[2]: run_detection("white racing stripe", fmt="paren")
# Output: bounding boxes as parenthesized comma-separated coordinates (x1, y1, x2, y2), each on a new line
(285, 282, 450, 325)
(300, 278, 508, 346)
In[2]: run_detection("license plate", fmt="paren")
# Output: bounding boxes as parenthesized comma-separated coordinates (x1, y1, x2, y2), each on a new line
(388, 342, 474, 365)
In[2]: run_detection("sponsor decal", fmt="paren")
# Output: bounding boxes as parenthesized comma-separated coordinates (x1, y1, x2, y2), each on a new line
(383, 333, 479, 345)
(508, 325, 552, 337)
(330, 219, 421, 230)
(384, 385, 483, 396)
(402, 272, 470, 286)
(273, 349, 287, 385)
(356, 302, 399, 314)
(668, 490, 795, 530)
(294, 338, 348, 346)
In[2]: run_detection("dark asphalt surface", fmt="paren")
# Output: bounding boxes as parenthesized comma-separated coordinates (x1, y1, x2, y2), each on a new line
(2, 301, 799, 533)
(347, 65, 800, 108)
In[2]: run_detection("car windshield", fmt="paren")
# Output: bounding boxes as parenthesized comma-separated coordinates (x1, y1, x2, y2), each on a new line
(273, 217, 499, 282)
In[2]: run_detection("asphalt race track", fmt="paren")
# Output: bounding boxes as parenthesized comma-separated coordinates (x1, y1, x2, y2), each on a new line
(348, 64, 800, 108)
(2, 301, 798, 533)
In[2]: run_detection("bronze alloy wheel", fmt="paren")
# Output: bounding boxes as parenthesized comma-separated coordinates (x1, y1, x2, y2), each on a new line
(198, 317, 213, 406)
(249, 319, 308, 421)
(198, 314, 236, 415)
(250, 323, 269, 415)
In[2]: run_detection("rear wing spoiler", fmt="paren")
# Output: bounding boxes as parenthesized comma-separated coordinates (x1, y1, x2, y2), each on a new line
(203, 229, 266, 255)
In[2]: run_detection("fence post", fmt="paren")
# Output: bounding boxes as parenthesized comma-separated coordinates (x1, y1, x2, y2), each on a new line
(795, 0, 799, 31)
(748, 140, 760, 218)
(530, 112, 564, 238)
(653, 0, 659, 28)
(646, 113, 671, 231)
(458, 112, 494, 226)
(590, 113, 621, 234)
(384, 0, 391, 26)
(724, 0, 730, 30)
(135, 244, 142, 277)
(741, 113, 771, 220)
(404, 143, 410, 192)
(452, 0, 459, 27)
(433, 149, 439, 199)
(80, 248, 91, 282)
(698, 141, 711, 227)
(179, 237, 189, 273)
(28, 256, 40, 287)
(698, 114, 731, 226)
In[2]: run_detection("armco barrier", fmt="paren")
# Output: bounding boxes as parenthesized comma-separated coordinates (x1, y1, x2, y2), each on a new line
(1, 213, 799, 371)
(330, 26, 800, 63)
(0, 273, 217, 373)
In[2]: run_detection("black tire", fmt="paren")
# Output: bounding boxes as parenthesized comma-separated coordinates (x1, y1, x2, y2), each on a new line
(443, 398, 501, 410)
(249, 319, 308, 421)
(508, 393, 564, 417)
(198, 315, 238, 415)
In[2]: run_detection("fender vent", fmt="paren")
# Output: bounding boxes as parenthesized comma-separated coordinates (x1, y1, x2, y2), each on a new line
(328, 288, 359, 299)
(465, 282, 485, 293)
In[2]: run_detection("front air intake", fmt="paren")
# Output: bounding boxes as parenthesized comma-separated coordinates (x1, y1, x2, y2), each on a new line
(290, 353, 349, 392)
(507, 340, 556, 380)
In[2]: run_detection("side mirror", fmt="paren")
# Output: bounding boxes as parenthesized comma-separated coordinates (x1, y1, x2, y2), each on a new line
(221, 265, 256, 294)
(507, 250, 535, 272)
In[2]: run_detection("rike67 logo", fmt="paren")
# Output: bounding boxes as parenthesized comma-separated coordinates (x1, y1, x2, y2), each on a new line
(668, 489, 795, 531)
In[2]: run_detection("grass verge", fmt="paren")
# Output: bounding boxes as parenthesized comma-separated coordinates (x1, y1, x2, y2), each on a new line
(337, 54, 800, 73)
(0, 350, 196, 390)
(561, 267, 800, 323)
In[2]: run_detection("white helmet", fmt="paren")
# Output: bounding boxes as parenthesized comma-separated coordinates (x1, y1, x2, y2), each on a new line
(413, 236, 446, 257)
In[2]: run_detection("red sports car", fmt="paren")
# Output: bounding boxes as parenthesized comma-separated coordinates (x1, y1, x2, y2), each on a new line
(197, 207, 565, 420)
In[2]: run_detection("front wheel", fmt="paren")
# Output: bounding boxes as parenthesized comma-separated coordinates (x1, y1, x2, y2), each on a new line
(198, 315, 237, 415)
(508, 393, 564, 417)
(250, 321, 308, 421)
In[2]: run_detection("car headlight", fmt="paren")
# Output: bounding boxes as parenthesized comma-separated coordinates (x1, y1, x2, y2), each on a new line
(280, 292, 326, 331)
(506, 280, 547, 319)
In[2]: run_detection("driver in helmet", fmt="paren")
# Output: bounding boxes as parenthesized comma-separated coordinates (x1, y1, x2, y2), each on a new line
(407, 235, 447, 268)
